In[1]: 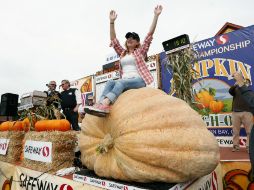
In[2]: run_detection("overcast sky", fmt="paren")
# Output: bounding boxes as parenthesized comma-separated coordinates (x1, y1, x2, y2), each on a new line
(0, 0, 253, 100)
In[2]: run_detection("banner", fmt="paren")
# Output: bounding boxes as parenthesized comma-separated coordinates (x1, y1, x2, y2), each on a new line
(71, 75, 94, 106)
(0, 161, 15, 190)
(161, 25, 254, 147)
(221, 161, 252, 190)
(12, 165, 101, 190)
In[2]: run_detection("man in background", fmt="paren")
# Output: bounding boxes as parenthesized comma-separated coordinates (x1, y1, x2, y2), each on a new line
(233, 72, 254, 178)
(60, 79, 81, 131)
(229, 75, 253, 153)
(45, 80, 61, 108)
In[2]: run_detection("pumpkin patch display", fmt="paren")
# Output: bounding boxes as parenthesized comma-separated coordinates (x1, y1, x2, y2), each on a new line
(79, 88, 220, 183)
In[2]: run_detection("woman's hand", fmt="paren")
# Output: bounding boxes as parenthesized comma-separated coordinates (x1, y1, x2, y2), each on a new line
(154, 5, 163, 16)
(109, 10, 117, 23)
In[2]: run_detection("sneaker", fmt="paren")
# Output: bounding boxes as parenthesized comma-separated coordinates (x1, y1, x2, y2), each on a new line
(84, 104, 110, 117)
(232, 145, 240, 152)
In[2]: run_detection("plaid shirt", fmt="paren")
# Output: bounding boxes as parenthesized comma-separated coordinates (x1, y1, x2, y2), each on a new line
(111, 34, 154, 85)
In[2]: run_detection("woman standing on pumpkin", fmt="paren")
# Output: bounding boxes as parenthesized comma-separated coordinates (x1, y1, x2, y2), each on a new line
(87, 5, 163, 115)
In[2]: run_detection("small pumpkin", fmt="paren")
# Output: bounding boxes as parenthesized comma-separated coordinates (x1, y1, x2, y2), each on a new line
(35, 119, 71, 131)
(195, 90, 214, 109)
(79, 88, 219, 183)
(209, 100, 224, 113)
(0, 121, 25, 131)
(9, 121, 24, 131)
(0, 121, 11, 131)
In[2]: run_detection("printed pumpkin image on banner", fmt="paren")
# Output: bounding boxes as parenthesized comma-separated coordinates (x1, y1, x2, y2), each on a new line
(2, 179, 11, 190)
(193, 78, 230, 115)
(222, 162, 253, 190)
(81, 76, 92, 93)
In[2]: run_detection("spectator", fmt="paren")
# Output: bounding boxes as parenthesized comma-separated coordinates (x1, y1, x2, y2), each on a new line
(44, 81, 61, 108)
(229, 75, 253, 153)
(60, 80, 81, 131)
(233, 72, 254, 177)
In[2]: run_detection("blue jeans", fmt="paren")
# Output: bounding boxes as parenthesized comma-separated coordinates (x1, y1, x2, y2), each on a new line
(99, 77, 146, 103)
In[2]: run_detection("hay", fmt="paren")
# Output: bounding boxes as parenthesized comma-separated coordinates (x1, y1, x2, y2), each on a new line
(0, 131, 25, 163)
(21, 131, 78, 173)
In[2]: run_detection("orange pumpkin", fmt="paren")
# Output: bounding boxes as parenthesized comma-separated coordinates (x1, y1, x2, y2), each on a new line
(22, 117, 37, 131)
(195, 90, 214, 109)
(209, 100, 224, 113)
(35, 119, 71, 131)
(9, 121, 24, 131)
(0, 121, 11, 131)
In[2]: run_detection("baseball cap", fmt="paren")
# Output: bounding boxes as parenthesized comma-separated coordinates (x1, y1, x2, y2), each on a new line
(125, 32, 140, 42)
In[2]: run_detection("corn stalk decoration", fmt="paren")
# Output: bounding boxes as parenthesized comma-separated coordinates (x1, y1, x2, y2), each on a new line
(166, 46, 199, 106)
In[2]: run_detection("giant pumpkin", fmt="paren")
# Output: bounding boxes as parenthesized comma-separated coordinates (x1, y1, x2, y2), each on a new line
(79, 88, 219, 183)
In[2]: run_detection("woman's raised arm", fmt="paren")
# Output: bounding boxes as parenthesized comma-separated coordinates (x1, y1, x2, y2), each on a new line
(110, 10, 117, 40)
(148, 5, 163, 36)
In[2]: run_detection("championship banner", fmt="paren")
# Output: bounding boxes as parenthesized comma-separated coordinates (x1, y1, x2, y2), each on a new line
(161, 25, 254, 147)
(12, 165, 101, 190)
(0, 161, 15, 190)
(71, 75, 94, 106)
(221, 161, 252, 190)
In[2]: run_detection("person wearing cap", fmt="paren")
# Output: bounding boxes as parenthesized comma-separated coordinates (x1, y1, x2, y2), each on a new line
(87, 5, 162, 115)
(44, 80, 61, 108)
(60, 79, 82, 131)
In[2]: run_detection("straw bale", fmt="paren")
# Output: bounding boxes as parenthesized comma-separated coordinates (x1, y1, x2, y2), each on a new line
(21, 131, 78, 173)
(0, 131, 25, 163)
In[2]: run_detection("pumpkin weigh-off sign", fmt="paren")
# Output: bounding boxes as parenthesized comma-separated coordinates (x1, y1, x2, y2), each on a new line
(161, 25, 254, 147)
(79, 88, 220, 183)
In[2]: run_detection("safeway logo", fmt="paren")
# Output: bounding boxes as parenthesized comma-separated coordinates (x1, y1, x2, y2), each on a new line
(102, 181, 106, 186)
(42, 146, 50, 157)
(24, 140, 52, 163)
(59, 184, 73, 190)
(124, 186, 128, 190)
(216, 34, 229, 45)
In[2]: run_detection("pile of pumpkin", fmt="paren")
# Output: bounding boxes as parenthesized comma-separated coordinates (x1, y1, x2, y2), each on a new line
(0, 118, 71, 132)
